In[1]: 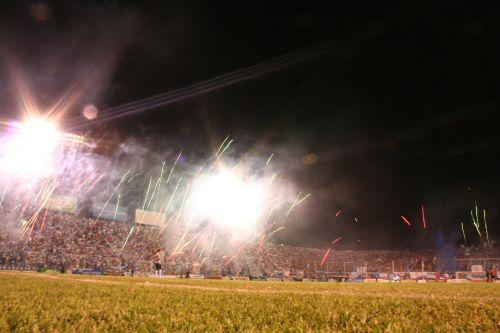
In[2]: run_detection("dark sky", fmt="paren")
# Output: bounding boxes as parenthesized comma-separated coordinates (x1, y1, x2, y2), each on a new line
(0, 1, 499, 249)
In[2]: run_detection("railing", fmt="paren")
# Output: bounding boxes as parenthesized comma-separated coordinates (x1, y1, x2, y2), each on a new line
(1, 250, 498, 278)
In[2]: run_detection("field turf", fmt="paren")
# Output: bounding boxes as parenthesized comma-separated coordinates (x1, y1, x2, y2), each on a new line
(0, 271, 498, 332)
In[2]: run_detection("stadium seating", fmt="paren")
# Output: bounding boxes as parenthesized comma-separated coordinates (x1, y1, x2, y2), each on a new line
(0, 207, 498, 280)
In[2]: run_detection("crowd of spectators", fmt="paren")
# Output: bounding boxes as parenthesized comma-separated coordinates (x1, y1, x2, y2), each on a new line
(0, 207, 498, 279)
(0, 207, 161, 274)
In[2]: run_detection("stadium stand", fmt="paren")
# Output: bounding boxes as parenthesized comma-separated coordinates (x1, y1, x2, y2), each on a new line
(0, 206, 498, 280)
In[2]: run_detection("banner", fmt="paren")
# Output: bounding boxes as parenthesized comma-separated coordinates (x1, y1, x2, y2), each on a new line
(471, 265, 483, 272)
(91, 202, 128, 222)
(135, 209, 165, 226)
(43, 194, 77, 213)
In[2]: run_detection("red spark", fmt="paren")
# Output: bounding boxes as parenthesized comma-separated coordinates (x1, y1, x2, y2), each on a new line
(257, 235, 265, 255)
(421, 205, 427, 229)
(40, 208, 49, 231)
(331, 237, 343, 244)
(224, 246, 245, 267)
(401, 215, 411, 226)
(320, 248, 332, 266)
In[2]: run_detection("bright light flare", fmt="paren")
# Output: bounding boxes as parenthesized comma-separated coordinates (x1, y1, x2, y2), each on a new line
(190, 171, 268, 232)
(0, 118, 60, 177)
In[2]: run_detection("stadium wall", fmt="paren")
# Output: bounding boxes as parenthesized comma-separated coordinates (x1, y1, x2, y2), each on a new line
(43, 194, 78, 213)
(134, 209, 165, 226)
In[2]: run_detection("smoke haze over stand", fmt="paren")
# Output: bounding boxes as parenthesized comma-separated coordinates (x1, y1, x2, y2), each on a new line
(0, 1, 498, 249)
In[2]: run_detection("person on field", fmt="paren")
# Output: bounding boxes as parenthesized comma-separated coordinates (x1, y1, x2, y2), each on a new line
(154, 249, 163, 278)
(60, 259, 66, 274)
(130, 261, 136, 277)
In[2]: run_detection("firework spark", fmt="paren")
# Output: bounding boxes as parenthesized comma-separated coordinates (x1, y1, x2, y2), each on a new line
(471, 209, 481, 238)
(331, 237, 342, 244)
(320, 248, 331, 266)
(483, 209, 490, 247)
(421, 205, 427, 229)
(401, 215, 411, 226)
(461, 222, 467, 247)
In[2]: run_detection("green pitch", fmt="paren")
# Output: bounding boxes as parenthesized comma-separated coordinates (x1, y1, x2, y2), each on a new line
(0, 272, 497, 332)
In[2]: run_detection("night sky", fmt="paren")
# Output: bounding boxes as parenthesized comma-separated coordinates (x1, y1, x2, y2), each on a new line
(0, 1, 499, 249)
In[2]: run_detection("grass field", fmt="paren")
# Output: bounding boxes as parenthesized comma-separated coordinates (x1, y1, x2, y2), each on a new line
(0, 272, 498, 332)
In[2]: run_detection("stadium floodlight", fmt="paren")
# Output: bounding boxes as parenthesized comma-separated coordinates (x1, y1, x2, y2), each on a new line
(0, 118, 60, 177)
(190, 170, 267, 232)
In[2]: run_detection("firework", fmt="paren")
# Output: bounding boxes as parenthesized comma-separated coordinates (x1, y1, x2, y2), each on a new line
(113, 193, 121, 221)
(470, 209, 481, 238)
(138, 175, 157, 225)
(266, 153, 274, 166)
(421, 205, 427, 229)
(121, 226, 135, 250)
(166, 151, 182, 184)
(81, 174, 104, 201)
(475, 202, 479, 228)
(483, 209, 490, 247)
(97, 170, 130, 220)
(0, 182, 10, 208)
(192, 236, 201, 254)
(268, 171, 278, 185)
(127, 172, 140, 183)
(257, 234, 266, 255)
(224, 245, 245, 267)
(145, 178, 161, 210)
(32, 180, 49, 205)
(153, 161, 166, 211)
(214, 139, 233, 164)
(264, 226, 285, 240)
(0, 122, 304, 273)
(215, 135, 230, 157)
(401, 216, 411, 226)
(19, 183, 54, 238)
(198, 247, 205, 259)
(142, 177, 153, 211)
(295, 193, 311, 206)
(161, 176, 182, 223)
(168, 183, 190, 229)
(331, 237, 342, 245)
(281, 192, 309, 226)
(39, 208, 49, 231)
(207, 232, 217, 260)
(460, 222, 467, 247)
(170, 230, 189, 258)
(320, 248, 331, 266)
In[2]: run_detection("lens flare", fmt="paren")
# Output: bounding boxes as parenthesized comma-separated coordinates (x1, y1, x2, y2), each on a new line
(190, 171, 267, 232)
(0, 118, 60, 177)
